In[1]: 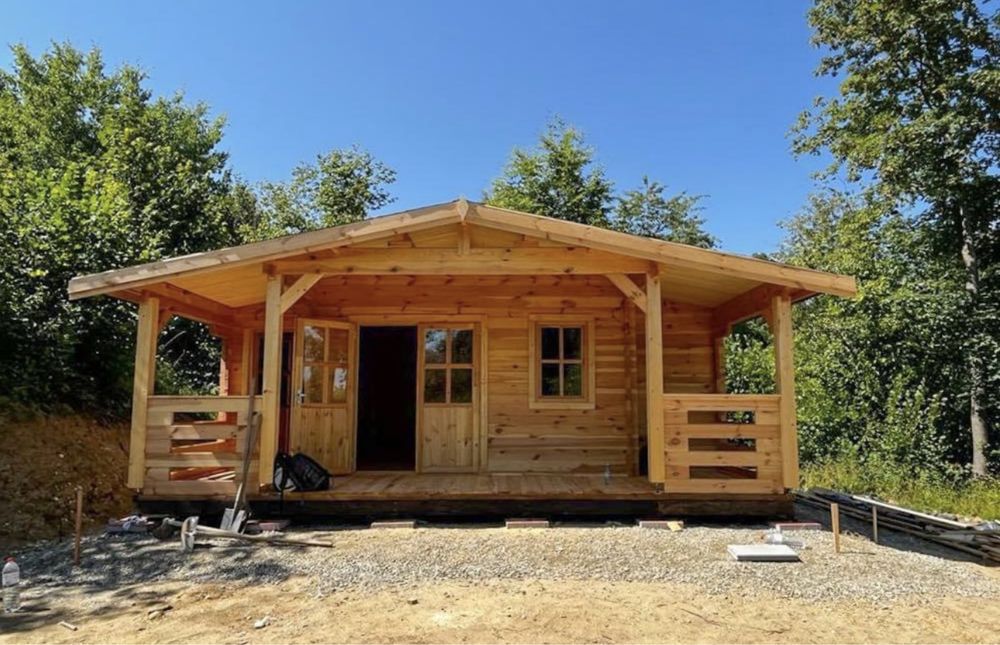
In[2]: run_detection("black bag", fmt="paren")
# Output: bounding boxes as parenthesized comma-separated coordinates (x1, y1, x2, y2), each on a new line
(273, 451, 331, 492)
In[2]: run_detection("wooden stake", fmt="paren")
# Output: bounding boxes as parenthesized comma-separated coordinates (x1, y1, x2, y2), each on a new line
(831, 502, 841, 553)
(872, 506, 879, 544)
(73, 486, 83, 566)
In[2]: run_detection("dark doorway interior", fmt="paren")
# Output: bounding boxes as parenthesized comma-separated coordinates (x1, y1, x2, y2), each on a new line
(357, 326, 417, 470)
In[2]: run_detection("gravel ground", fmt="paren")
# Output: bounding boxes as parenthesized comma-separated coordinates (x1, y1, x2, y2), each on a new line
(12, 513, 1000, 606)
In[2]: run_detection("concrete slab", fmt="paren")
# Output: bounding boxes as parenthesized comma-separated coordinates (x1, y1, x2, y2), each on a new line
(370, 520, 417, 529)
(727, 544, 800, 562)
(506, 518, 550, 529)
(638, 520, 684, 531)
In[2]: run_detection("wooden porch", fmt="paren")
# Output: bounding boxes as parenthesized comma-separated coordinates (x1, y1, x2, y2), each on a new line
(262, 472, 661, 501)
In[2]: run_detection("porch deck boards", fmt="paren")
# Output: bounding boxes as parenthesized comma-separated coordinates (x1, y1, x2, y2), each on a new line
(250, 472, 662, 501)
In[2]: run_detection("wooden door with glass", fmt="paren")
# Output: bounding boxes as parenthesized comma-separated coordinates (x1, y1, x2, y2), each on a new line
(289, 319, 355, 475)
(417, 324, 478, 472)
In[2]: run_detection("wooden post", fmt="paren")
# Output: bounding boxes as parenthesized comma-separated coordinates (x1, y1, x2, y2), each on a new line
(645, 269, 665, 483)
(258, 274, 283, 488)
(240, 328, 255, 396)
(127, 296, 159, 489)
(770, 292, 799, 489)
(73, 486, 83, 566)
(872, 506, 879, 544)
(831, 502, 841, 553)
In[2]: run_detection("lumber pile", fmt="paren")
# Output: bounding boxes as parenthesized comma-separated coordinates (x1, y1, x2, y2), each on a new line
(796, 488, 1000, 564)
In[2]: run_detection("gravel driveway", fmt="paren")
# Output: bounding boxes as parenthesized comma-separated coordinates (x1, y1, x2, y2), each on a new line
(12, 512, 1000, 606)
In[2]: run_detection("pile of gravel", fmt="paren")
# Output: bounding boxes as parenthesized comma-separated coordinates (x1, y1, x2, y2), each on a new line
(13, 521, 1000, 605)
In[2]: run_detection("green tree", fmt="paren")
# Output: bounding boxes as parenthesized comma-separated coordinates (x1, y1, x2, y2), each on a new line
(793, 0, 1000, 474)
(0, 43, 243, 413)
(612, 176, 716, 247)
(485, 119, 614, 226)
(244, 146, 396, 242)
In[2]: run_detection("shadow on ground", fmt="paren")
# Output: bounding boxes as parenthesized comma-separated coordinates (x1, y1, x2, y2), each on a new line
(0, 534, 298, 635)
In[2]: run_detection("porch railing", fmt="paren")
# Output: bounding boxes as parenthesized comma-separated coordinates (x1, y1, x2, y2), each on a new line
(141, 395, 261, 497)
(661, 394, 784, 494)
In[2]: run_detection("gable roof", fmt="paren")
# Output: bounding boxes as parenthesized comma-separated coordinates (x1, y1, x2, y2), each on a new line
(67, 198, 857, 304)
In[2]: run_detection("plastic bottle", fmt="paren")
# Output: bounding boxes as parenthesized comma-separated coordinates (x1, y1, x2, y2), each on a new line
(2, 557, 20, 613)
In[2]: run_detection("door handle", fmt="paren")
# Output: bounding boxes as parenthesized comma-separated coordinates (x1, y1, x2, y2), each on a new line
(296, 389, 305, 404)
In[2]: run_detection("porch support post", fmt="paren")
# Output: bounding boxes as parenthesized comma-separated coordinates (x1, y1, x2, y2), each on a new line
(770, 291, 799, 489)
(127, 295, 160, 489)
(645, 269, 665, 484)
(259, 274, 283, 488)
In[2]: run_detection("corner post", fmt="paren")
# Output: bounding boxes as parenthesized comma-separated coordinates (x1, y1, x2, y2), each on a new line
(770, 291, 799, 489)
(259, 274, 283, 488)
(645, 268, 665, 483)
(127, 295, 160, 489)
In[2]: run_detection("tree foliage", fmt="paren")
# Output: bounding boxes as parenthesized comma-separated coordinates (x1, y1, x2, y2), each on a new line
(612, 176, 715, 248)
(0, 44, 398, 416)
(242, 146, 396, 242)
(485, 119, 614, 226)
(486, 119, 715, 245)
(0, 44, 242, 414)
(792, 0, 1000, 473)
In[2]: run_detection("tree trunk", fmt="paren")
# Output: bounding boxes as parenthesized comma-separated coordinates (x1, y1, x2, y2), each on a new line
(959, 204, 988, 476)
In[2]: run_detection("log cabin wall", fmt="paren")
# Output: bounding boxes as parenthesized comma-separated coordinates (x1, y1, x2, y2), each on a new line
(269, 272, 716, 476)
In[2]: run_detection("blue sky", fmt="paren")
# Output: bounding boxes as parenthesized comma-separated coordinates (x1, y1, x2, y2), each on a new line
(3, 0, 839, 254)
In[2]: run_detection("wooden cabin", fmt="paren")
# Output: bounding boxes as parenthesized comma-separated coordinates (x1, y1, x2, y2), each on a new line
(68, 199, 856, 517)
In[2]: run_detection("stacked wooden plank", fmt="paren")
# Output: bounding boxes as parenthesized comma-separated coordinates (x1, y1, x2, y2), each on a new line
(796, 488, 1000, 564)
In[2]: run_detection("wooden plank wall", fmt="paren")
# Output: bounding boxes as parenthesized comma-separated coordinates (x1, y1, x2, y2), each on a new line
(297, 279, 716, 476)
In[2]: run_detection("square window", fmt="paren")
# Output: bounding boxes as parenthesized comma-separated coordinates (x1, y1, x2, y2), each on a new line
(563, 363, 583, 397)
(303, 365, 323, 403)
(540, 363, 561, 396)
(451, 368, 473, 403)
(303, 326, 325, 362)
(424, 329, 448, 364)
(540, 327, 560, 360)
(424, 368, 447, 403)
(330, 366, 348, 403)
(452, 329, 473, 364)
(530, 319, 594, 409)
(563, 327, 582, 360)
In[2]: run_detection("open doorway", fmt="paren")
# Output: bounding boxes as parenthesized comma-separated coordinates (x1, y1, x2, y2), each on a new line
(356, 326, 417, 470)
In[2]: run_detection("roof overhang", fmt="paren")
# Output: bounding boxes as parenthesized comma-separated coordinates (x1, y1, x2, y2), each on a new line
(67, 199, 857, 313)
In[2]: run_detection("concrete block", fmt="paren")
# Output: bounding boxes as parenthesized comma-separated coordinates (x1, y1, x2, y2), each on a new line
(370, 520, 417, 529)
(638, 519, 684, 531)
(505, 518, 549, 529)
(727, 544, 800, 562)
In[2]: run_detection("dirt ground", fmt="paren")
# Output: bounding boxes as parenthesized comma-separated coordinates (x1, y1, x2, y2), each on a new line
(2, 521, 999, 644)
(3, 576, 1000, 644)
(0, 415, 131, 550)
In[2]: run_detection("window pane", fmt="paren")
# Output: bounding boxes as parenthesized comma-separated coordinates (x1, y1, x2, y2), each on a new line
(451, 368, 472, 403)
(424, 329, 448, 364)
(563, 327, 582, 360)
(540, 363, 561, 396)
(303, 325, 325, 361)
(424, 368, 447, 403)
(302, 365, 323, 403)
(540, 327, 560, 360)
(330, 366, 348, 403)
(563, 363, 583, 397)
(328, 329, 349, 364)
(452, 329, 473, 364)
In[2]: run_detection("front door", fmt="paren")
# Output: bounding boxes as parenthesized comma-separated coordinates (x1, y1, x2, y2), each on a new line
(356, 326, 418, 470)
(417, 324, 478, 472)
(290, 319, 355, 475)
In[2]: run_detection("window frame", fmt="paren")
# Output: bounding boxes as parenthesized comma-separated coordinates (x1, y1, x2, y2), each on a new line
(419, 325, 475, 407)
(528, 316, 596, 410)
(298, 321, 351, 408)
